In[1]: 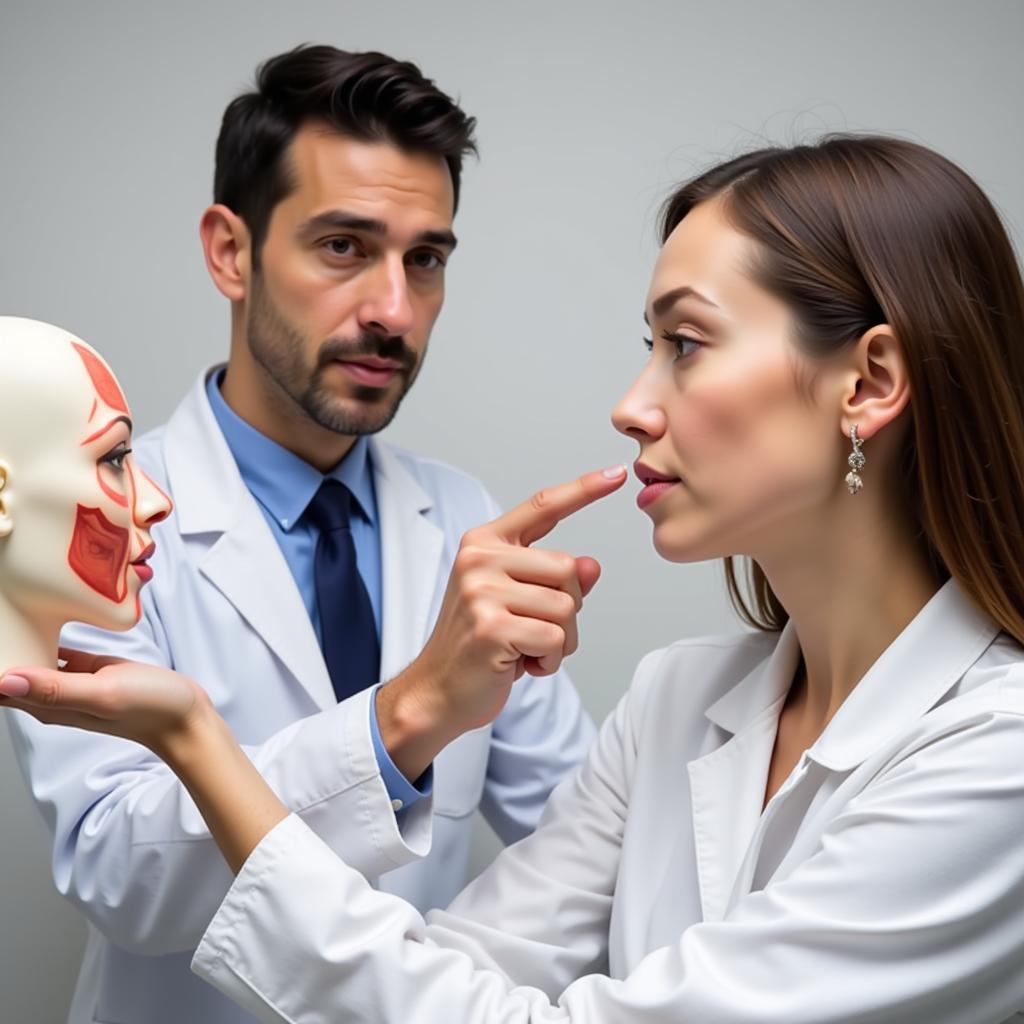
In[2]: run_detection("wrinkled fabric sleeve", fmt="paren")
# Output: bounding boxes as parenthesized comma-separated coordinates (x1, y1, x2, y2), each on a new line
(193, 687, 1024, 1022)
(7, 598, 430, 956)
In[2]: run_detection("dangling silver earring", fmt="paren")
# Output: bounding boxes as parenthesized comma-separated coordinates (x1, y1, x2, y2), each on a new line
(845, 424, 865, 495)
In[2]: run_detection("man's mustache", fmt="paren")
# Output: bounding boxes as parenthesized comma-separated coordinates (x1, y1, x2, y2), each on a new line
(316, 334, 417, 372)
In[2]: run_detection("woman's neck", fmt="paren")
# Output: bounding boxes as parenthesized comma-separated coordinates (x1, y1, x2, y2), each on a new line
(759, 492, 941, 732)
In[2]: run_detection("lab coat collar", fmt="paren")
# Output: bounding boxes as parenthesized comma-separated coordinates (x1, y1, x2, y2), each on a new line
(369, 438, 443, 681)
(808, 578, 999, 772)
(704, 623, 800, 735)
(161, 368, 443, 706)
(163, 368, 335, 708)
(704, 578, 1000, 771)
(163, 366, 247, 535)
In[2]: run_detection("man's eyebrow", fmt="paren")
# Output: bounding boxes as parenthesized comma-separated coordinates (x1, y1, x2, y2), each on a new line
(80, 415, 132, 446)
(645, 285, 721, 324)
(297, 210, 458, 250)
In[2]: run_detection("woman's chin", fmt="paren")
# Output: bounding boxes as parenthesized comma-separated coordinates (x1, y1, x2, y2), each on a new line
(651, 523, 721, 564)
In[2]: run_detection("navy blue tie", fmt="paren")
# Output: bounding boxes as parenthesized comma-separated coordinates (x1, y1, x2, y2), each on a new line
(304, 480, 380, 703)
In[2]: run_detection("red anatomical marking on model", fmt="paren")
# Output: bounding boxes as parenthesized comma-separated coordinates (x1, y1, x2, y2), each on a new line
(72, 341, 129, 414)
(68, 505, 130, 601)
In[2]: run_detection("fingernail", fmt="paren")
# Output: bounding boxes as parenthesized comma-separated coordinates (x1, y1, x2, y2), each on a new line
(0, 675, 30, 697)
(602, 464, 627, 479)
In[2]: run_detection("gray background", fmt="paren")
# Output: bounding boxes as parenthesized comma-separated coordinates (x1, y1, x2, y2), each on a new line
(2, 1, 1023, 1019)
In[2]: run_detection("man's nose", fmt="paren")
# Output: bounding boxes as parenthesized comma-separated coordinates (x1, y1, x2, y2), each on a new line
(358, 256, 415, 338)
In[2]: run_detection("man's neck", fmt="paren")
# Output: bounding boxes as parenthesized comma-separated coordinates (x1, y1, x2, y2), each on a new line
(219, 358, 356, 473)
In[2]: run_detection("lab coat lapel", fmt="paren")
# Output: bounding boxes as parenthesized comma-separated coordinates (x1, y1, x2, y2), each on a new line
(370, 440, 444, 681)
(731, 580, 1000, 906)
(687, 624, 799, 923)
(162, 370, 336, 711)
(199, 509, 335, 710)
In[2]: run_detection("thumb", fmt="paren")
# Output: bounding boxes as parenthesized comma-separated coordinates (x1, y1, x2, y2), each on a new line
(575, 556, 602, 599)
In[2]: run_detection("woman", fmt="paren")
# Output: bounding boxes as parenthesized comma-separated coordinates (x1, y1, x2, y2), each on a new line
(4, 135, 1024, 1022)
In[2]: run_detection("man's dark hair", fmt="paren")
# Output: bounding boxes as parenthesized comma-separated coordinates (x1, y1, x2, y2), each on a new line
(213, 45, 478, 265)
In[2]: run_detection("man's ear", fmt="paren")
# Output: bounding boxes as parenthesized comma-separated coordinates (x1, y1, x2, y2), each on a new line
(839, 324, 911, 442)
(0, 460, 13, 538)
(199, 204, 252, 303)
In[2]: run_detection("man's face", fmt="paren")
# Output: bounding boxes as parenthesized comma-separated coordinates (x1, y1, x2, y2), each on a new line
(244, 125, 457, 436)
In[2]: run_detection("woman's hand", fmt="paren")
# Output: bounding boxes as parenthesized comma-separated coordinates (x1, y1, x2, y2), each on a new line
(0, 650, 287, 874)
(0, 651, 214, 761)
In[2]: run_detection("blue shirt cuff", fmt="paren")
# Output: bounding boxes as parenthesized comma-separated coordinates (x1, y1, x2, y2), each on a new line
(369, 685, 433, 813)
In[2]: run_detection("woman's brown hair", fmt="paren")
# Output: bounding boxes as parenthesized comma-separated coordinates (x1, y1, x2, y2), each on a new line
(660, 135, 1024, 642)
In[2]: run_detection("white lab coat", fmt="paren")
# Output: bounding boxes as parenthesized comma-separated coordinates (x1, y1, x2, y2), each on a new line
(5, 369, 594, 1024)
(192, 579, 1024, 1023)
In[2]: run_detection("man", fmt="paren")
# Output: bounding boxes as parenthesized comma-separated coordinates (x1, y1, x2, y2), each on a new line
(6, 45, 594, 1024)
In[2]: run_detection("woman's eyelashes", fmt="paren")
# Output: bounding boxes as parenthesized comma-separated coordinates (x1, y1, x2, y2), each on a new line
(643, 329, 703, 361)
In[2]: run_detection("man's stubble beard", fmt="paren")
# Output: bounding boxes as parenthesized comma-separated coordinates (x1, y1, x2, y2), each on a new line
(245, 273, 424, 437)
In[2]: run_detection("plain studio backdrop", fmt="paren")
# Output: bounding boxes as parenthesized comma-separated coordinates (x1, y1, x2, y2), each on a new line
(2, 1, 1023, 1018)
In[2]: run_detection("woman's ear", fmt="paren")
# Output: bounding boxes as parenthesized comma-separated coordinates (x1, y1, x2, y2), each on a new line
(839, 324, 911, 442)
(0, 460, 13, 538)
(199, 204, 252, 303)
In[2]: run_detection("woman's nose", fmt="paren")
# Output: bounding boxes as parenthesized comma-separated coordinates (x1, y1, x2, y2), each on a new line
(611, 367, 666, 442)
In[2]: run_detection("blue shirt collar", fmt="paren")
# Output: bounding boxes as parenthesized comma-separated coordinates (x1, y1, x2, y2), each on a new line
(205, 367, 377, 532)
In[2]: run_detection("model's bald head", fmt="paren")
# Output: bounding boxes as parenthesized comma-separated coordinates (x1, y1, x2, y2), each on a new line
(0, 318, 122, 468)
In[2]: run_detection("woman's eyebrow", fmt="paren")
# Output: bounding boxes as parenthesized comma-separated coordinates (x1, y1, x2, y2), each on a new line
(647, 285, 720, 323)
(80, 415, 133, 447)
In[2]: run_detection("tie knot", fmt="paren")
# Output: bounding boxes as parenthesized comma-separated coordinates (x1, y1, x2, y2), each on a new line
(305, 479, 356, 532)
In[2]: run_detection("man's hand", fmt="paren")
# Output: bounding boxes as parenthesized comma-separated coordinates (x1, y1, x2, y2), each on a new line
(377, 464, 626, 781)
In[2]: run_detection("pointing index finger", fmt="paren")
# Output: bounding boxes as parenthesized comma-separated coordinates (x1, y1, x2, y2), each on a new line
(494, 465, 627, 546)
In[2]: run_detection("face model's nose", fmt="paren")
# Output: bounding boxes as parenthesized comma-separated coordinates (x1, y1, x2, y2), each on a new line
(132, 466, 172, 528)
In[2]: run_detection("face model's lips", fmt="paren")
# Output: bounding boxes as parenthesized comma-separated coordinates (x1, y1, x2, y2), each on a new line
(131, 562, 154, 583)
(633, 461, 681, 511)
(130, 542, 156, 583)
(333, 358, 402, 389)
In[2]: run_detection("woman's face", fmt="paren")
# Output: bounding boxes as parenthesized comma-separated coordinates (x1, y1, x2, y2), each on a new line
(612, 197, 845, 564)
(0, 320, 172, 632)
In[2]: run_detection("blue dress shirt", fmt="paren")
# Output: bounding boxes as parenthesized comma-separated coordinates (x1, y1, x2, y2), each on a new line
(206, 369, 426, 810)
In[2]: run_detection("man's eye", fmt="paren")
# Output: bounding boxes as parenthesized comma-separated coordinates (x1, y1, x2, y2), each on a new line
(407, 250, 445, 271)
(326, 238, 358, 257)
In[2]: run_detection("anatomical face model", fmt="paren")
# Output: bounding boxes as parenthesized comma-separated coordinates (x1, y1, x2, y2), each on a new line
(0, 317, 171, 671)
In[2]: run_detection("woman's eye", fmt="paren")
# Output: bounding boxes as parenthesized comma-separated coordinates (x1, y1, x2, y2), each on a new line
(661, 330, 702, 360)
(643, 331, 702, 359)
(100, 446, 131, 472)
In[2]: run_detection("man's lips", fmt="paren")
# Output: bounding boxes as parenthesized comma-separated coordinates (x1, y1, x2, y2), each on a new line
(633, 461, 681, 510)
(333, 357, 403, 388)
(130, 542, 156, 583)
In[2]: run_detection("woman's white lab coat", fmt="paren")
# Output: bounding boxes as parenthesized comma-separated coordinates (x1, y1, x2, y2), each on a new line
(192, 579, 1024, 1022)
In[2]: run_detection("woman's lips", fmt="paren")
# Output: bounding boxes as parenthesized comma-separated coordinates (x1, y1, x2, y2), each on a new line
(637, 480, 679, 510)
(634, 461, 681, 510)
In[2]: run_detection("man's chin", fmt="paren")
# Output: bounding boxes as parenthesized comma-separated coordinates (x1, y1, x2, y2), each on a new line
(306, 393, 405, 437)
